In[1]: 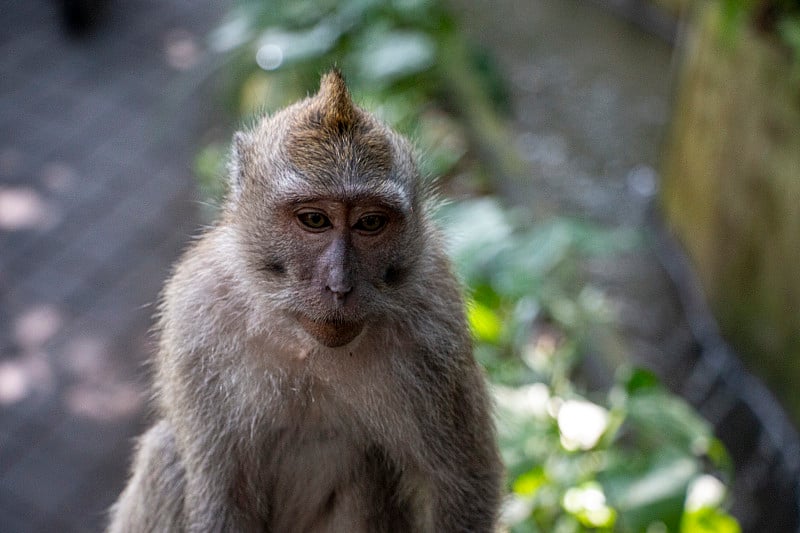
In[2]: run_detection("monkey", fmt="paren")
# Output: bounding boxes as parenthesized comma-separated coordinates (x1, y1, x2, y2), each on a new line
(107, 70, 503, 533)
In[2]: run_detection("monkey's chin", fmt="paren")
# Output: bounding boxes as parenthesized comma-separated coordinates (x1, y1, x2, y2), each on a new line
(294, 315, 364, 348)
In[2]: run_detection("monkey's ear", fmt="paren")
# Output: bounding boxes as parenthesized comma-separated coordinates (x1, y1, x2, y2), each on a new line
(227, 131, 250, 202)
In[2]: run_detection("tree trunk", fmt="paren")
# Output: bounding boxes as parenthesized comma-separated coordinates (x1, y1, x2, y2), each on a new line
(661, 4, 800, 423)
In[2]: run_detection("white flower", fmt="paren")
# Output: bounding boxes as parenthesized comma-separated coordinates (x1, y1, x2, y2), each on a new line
(563, 482, 615, 527)
(557, 399, 609, 451)
(501, 495, 533, 525)
(493, 383, 551, 419)
(686, 474, 726, 511)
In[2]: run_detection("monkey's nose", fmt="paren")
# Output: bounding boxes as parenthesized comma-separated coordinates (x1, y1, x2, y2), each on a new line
(326, 283, 352, 303)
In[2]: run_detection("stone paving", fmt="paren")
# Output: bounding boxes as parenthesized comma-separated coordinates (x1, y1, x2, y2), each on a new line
(0, 1, 225, 530)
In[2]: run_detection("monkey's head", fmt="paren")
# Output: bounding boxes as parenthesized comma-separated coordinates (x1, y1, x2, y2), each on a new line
(223, 70, 430, 348)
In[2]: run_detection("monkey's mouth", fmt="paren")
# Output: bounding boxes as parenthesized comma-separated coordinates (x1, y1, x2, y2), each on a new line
(294, 314, 364, 348)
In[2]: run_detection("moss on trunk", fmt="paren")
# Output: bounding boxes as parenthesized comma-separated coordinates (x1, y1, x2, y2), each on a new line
(661, 4, 800, 422)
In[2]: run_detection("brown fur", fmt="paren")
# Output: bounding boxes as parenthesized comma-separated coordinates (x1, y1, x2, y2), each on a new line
(108, 70, 503, 533)
(285, 72, 393, 190)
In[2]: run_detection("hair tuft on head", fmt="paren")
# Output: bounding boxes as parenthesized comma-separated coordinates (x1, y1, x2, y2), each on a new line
(284, 69, 393, 185)
(316, 69, 357, 131)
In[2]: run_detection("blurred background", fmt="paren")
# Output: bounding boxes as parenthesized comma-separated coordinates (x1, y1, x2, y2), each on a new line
(1, 0, 798, 531)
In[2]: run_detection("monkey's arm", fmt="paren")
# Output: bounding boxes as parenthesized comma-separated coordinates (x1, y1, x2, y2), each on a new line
(160, 370, 267, 533)
(107, 421, 185, 533)
(394, 342, 503, 533)
(427, 366, 503, 533)
(107, 405, 255, 533)
(392, 259, 503, 532)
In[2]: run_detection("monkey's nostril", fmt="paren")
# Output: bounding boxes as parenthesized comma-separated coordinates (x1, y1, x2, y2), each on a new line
(326, 284, 352, 301)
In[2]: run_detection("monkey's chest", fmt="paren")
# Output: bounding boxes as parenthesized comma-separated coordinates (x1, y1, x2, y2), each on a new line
(232, 364, 400, 530)
(262, 424, 370, 532)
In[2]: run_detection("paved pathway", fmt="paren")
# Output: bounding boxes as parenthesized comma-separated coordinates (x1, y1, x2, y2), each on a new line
(0, 1, 224, 530)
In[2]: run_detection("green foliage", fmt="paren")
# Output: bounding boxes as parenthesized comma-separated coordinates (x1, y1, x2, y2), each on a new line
(443, 199, 739, 532)
(718, 0, 758, 32)
(202, 0, 507, 194)
(682, 507, 742, 533)
(778, 14, 800, 77)
(654, 0, 800, 77)
(194, 142, 228, 210)
(717, 0, 800, 71)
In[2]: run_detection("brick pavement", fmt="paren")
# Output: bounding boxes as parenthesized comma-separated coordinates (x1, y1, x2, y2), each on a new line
(0, 1, 226, 531)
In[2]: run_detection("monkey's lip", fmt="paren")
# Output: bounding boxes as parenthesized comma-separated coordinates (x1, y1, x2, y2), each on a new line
(294, 314, 364, 348)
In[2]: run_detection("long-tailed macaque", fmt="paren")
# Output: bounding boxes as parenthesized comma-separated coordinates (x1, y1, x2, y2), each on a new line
(108, 70, 503, 532)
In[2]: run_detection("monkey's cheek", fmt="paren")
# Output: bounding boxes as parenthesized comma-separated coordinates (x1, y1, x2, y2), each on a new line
(295, 315, 364, 348)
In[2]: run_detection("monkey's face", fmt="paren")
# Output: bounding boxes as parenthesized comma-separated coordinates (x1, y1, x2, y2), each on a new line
(237, 189, 418, 348)
(292, 196, 408, 347)
(228, 70, 424, 348)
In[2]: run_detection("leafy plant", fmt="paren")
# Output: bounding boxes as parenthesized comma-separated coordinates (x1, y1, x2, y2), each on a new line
(717, 0, 800, 73)
(651, 0, 800, 77)
(197, 0, 509, 200)
(442, 199, 739, 532)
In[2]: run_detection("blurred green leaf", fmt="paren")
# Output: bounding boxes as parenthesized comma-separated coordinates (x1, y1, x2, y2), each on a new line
(194, 142, 228, 207)
(358, 30, 436, 81)
(681, 506, 742, 533)
(603, 456, 696, 532)
(778, 16, 800, 51)
(625, 390, 715, 455)
(441, 198, 512, 264)
(447, 198, 736, 530)
(467, 299, 504, 344)
(513, 467, 548, 497)
(255, 24, 341, 67)
(618, 366, 661, 395)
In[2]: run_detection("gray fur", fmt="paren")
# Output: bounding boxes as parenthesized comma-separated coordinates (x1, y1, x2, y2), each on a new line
(108, 71, 502, 533)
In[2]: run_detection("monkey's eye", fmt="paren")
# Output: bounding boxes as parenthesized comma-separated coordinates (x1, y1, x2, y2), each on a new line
(354, 214, 387, 234)
(297, 211, 331, 231)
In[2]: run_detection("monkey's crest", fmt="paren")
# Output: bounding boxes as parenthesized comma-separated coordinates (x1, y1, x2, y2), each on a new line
(285, 70, 394, 187)
(316, 69, 358, 133)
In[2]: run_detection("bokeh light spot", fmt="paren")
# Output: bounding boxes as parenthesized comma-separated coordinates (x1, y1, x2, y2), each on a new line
(13, 304, 62, 350)
(0, 353, 55, 405)
(0, 362, 28, 405)
(41, 162, 77, 193)
(65, 382, 144, 421)
(557, 399, 610, 451)
(256, 43, 284, 71)
(164, 28, 200, 71)
(0, 186, 50, 231)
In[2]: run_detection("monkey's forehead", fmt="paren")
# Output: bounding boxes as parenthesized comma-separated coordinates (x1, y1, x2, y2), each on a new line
(285, 114, 394, 176)
(271, 172, 413, 213)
